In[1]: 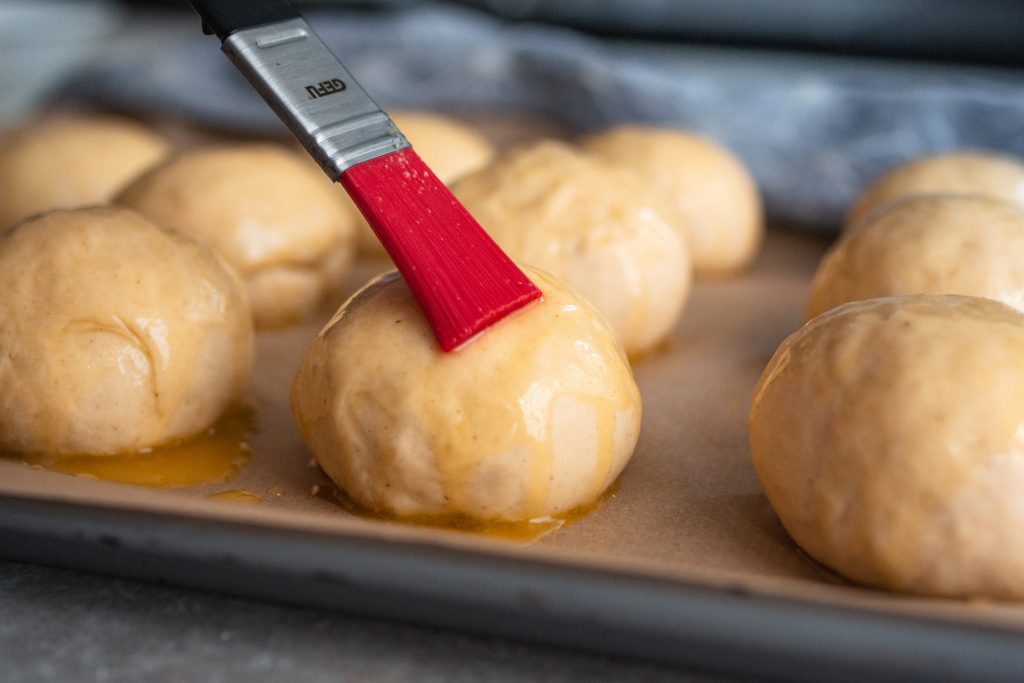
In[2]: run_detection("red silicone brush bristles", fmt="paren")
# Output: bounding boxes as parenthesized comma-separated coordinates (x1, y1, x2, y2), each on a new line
(339, 148, 542, 351)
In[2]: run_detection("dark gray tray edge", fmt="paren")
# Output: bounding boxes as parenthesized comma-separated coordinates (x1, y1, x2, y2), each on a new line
(0, 493, 1020, 682)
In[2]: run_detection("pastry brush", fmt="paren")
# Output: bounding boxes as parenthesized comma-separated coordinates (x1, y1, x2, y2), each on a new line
(186, 0, 541, 351)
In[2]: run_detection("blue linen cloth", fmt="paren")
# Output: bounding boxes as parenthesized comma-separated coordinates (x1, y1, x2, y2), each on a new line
(60, 4, 1024, 231)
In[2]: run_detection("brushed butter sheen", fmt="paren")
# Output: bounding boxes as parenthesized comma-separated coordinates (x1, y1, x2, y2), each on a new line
(291, 267, 641, 522)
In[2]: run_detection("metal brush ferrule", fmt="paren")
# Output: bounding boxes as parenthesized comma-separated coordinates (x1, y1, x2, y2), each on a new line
(222, 17, 409, 178)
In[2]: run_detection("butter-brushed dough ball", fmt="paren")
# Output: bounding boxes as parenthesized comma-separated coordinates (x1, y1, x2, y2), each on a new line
(846, 151, 1024, 229)
(0, 116, 170, 228)
(118, 144, 355, 328)
(291, 267, 642, 522)
(0, 206, 254, 455)
(355, 112, 495, 256)
(453, 141, 690, 356)
(808, 195, 1024, 320)
(582, 126, 763, 275)
(750, 295, 1024, 599)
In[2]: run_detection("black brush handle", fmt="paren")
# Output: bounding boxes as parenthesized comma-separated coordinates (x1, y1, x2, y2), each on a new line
(186, 0, 299, 41)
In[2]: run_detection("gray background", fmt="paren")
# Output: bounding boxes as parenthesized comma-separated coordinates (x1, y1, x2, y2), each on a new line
(1, 559, 756, 682)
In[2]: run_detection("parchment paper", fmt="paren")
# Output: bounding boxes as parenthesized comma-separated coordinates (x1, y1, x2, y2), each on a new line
(4, 227, 1024, 635)
(0, 110, 1020, 658)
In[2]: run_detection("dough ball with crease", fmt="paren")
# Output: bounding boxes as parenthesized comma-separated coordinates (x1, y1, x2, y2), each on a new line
(354, 111, 495, 256)
(118, 144, 355, 328)
(0, 206, 254, 456)
(0, 115, 170, 227)
(845, 151, 1024, 229)
(808, 195, 1024, 320)
(582, 126, 763, 275)
(453, 141, 690, 356)
(291, 266, 641, 522)
(750, 295, 1024, 599)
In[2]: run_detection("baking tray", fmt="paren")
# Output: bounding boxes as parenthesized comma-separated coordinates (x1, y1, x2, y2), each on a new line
(2, 229, 1023, 682)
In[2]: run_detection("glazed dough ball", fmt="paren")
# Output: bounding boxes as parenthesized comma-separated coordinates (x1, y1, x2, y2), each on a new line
(0, 206, 254, 455)
(750, 295, 1024, 599)
(453, 141, 690, 356)
(117, 144, 355, 328)
(808, 195, 1024, 320)
(0, 115, 170, 227)
(582, 126, 763, 275)
(291, 267, 642, 522)
(846, 151, 1024, 229)
(355, 111, 495, 256)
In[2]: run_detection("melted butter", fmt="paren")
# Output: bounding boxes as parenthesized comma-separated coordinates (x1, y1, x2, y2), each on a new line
(295, 268, 641, 538)
(13, 408, 254, 488)
(207, 489, 262, 505)
(319, 480, 619, 543)
(411, 270, 638, 523)
(589, 402, 617, 501)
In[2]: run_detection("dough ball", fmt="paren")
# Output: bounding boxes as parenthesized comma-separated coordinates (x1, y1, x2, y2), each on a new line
(291, 267, 642, 522)
(582, 126, 763, 275)
(355, 111, 495, 256)
(0, 206, 254, 455)
(0, 115, 170, 228)
(846, 151, 1024, 229)
(453, 141, 691, 356)
(393, 111, 495, 184)
(750, 295, 1024, 599)
(808, 195, 1024, 320)
(117, 144, 355, 328)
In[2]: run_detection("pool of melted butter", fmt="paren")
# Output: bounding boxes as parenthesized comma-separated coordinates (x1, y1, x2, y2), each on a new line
(313, 480, 617, 543)
(8, 401, 613, 543)
(11, 408, 255, 488)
